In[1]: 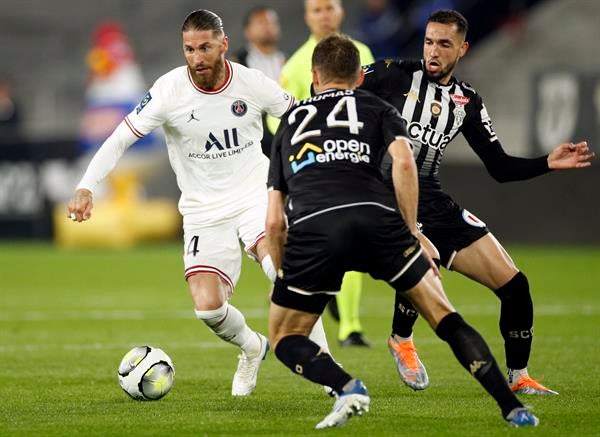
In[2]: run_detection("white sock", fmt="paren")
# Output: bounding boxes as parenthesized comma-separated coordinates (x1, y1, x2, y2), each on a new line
(395, 333, 413, 342)
(309, 316, 332, 356)
(507, 367, 528, 384)
(195, 302, 260, 356)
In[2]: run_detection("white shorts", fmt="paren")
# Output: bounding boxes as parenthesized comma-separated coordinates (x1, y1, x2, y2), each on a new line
(182, 195, 266, 294)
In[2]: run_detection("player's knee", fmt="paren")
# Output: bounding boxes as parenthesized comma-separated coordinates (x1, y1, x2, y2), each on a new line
(261, 254, 277, 283)
(194, 301, 228, 326)
(494, 271, 531, 305)
(274, 334, 321, 374)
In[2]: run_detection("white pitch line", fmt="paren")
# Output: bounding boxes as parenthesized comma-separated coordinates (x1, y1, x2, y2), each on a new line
(0, 340, 231, 353)
(0, 304, 597, 322)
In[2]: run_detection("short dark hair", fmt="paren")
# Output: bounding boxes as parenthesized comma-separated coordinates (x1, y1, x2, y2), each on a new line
(242, 6, 274, 28)
(182, 9, 224, 34)
(427, 9, 469, 38)
(312, 34, 360, 83)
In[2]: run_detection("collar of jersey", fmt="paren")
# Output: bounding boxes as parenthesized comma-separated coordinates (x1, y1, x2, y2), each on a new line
(187, 60, 233, 94)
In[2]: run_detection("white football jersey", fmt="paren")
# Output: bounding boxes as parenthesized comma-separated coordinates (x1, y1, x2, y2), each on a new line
(79, 60, 294, 225)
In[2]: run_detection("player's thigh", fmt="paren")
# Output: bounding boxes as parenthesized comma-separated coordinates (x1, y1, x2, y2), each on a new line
(236, 191, 268, 261)
(404, 269, 456, 329)
(451, 233, 519, 290)
(183, 221, 242, 296)
(422, 208, 488, 269)
(268, 300, 321, 349)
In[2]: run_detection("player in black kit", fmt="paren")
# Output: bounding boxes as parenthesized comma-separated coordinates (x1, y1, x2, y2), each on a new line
(360, 9, 595, 395)
(266, 33, 539, 429)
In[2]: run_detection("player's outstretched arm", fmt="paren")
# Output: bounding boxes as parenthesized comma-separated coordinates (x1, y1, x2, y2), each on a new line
(67, 188, 93, 223)
(548, 141, 595, 170)
(265, 190, 287, 271)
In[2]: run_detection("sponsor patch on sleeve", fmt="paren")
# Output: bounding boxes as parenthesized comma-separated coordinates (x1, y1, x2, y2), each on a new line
(135, 91, 152, 114)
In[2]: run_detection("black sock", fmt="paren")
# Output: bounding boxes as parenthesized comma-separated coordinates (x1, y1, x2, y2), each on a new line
(391, 291, 419, 337)
(493, 272, 533, 370)
(436, 312, 523, 418)
(274, 335, 352, 393)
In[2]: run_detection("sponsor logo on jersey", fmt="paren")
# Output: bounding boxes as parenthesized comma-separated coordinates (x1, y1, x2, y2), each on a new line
(187, 128, 254, 160)
(407, 122, 451, 151)
(384, 58, 394, 68)
(362, 65, 374, 75)
(289, 143, 322, 174)
(230, 100, 248, 117)
(289, 139, 372, 174)
(403, 89, 420, 103)
(135, 91, 152, 114)
(462, 209, 486, 228)
(430, 101, 442, 117)
(450, 94, 470, 106)
(187, 110, 200, 123)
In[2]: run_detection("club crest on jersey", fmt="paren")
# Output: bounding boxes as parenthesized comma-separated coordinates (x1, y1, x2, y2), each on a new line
(453, 107, 466, 125)
(231, 100, 248, 117)
(135, 91, 152, 114)
(462, 209, 486, 228)
(450, 94, 470, 106)
(430, 101, 442, 118)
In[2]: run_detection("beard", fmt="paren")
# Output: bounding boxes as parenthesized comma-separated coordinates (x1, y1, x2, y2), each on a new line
(424, 58, 458, 83)
(190, 58, 225, 90)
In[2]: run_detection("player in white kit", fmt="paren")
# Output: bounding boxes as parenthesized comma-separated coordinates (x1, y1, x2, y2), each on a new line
(68, 9, 297, 396)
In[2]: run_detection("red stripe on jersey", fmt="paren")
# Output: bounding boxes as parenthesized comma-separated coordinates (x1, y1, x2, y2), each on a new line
(246, 231, 266, 253)
(187, 60, 233, 94)
(124, 117, 144, 138)
(184, 265, 234, 290)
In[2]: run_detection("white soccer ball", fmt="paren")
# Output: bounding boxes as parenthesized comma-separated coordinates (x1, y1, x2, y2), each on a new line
(118, 346, 175, 401)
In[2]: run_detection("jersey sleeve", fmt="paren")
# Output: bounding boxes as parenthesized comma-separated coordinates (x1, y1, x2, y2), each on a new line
(76, 122, 140, 193)
(267, 121, 288, 194)
(77, 80, 168, 193)
(123, 80, 168, 137)
(360, 61, 382, 94)
(380, 100, 410, 147)
(462, 94, 550, 182)
(254, 71, 296, 119)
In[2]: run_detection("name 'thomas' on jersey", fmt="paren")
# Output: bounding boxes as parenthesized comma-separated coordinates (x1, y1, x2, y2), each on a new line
(125, 60, 294, 223)
(361, 59, 498, 184)
(268, 88, 410, 224)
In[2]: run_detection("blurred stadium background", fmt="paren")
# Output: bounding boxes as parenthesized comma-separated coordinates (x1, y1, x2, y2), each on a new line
(0, 0, 598, 242)
(1, 1, 599, 435)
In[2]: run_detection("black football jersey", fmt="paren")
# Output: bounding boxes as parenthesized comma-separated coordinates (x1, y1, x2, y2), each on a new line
(361, 59, 499, 186)
(268, 88, 410, 223)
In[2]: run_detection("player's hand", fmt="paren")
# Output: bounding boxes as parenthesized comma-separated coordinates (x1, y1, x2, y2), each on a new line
(67, 188, 93, 222)
(414, 230, 441, 279)
(548, 141, 595, 170)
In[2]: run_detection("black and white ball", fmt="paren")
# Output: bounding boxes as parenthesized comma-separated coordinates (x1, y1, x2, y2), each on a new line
(118, 346, 175, 400)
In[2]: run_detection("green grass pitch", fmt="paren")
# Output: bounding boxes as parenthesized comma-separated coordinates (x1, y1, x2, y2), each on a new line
(1, 243, 599, 436)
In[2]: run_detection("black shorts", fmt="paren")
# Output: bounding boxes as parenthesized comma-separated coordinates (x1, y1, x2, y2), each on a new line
(271, 204, 431, 314)
(419, 190, 489, 268)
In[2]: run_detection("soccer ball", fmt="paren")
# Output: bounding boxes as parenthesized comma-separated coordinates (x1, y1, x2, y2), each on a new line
(118, 346, 175, 401)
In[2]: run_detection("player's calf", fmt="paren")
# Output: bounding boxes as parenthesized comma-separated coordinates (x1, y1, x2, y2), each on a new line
(274, 334, 353, 393)
(435, 312, 525, 419)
